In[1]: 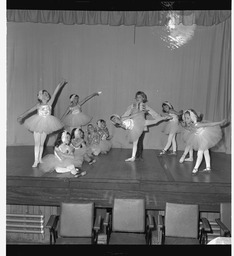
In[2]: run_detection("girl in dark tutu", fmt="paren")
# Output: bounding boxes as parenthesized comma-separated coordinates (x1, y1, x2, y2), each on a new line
(180, 109, 227, 175)
(158, 101, 183, 156)
(70, 127, 96, 166)
(17, 80, 67, 167)
(110, 103, 171, 162)
(96, 119, 112, 154)
(61, 91, 102, 132)
(39, 129, 81, 177)
(122, 91, 163, 160)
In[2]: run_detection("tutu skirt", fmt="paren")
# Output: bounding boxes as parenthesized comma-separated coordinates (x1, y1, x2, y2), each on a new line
(87, 144, 101, 156)
(180, 126, 192, 143)
(186, 125, 222, 151)
(162, 119, 180, 134)
(24, 114, 64, 134)
(73, 148, 87, 167)
(39, 154, 75, 173)
(128, 114, 145, 142)
(99, 140, 112, 153)
(63, 112, 92, 127)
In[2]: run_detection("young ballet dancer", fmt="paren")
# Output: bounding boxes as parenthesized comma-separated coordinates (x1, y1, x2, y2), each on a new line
(179, 112, 194, 163)
(179, 109, 227, 175)
(158, 101, 183, 156)
(121, 91, 163, 160)
(17, 80, 68, 167)
(39, 129, 86, 177)
(70, 127, 96, 166)
(86, 123, 101, 156)
(96, 119, 112, 154)
(61, 91, 102, 132)
(110, 103, 171, 162)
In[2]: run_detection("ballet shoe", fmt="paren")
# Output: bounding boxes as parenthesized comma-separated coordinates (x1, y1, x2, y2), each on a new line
(32, 162, 39, 168)
(89, 159, 96, 165)
(75, 170, 87, 178)
(158, 150, 166, 156)
(125, 157, 136, 162)
(184, 157, 193, 162)
(192, 168, 199, 175)
(201, 167, 211, 173)
(179, 155, 186, 163)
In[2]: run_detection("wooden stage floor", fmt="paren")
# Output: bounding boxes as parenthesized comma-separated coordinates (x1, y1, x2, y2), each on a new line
(7, 146, 231, 212)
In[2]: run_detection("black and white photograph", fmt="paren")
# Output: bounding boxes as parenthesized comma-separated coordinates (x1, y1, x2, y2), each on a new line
(5, 0, 232, 253)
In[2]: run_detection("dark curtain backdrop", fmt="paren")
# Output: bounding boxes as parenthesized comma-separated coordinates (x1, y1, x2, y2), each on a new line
(7, 10, 231, 153)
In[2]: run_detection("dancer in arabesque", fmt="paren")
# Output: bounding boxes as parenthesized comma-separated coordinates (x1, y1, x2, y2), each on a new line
(110, 102, 171, 162)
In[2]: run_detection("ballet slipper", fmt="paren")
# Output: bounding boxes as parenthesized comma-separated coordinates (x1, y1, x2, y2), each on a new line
(89, 159, 96, 165)
(158, 150, 166, 156)
(184, 157, 193, 162)
(201, 167, 211, 173)
(32, 162, 39, 168)
(192, 168, 199, 175)
(179, 155, 186, 163)
(125, 157, 136, 162)
(75, 170, 87, 178)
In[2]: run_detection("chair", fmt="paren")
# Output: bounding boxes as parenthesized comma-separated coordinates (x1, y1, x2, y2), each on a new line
(103, 198, 155, 244)
(157, 202, 211, 245)
(46, 202, 102, 244)
(215, 202, 231, 237)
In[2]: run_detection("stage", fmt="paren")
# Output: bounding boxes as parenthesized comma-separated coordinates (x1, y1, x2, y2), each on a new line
(7, 146, 231, 212)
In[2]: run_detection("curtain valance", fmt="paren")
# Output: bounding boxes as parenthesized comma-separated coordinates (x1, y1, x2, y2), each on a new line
(7, 10, 231, 26)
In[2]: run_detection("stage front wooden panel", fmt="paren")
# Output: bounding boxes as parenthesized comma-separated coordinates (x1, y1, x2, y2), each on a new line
(7, 146, 231, 212)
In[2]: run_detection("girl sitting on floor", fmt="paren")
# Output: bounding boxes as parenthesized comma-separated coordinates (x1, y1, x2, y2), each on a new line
(86, 123, 101, 156)
(70, 127, 96, 166)
(39, 130, 86, 177)
(96, 119, 112, 154)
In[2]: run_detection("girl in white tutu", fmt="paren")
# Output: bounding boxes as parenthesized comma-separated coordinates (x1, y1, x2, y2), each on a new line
(110, 103, 171, 162)
(39, 130, 82, 177)
(179, 116, 194, 163)
(17, 80, 68, 167)
(70, 127, 96, 166)
(158, 101, 183, 156)
(96, 119, 112, 154)
(180, 109, 227, 175)
(61, 91, 102, 132)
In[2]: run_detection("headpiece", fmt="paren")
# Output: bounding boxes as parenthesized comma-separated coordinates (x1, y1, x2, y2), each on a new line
(162, 101, 174, 109)
(183, 109, 198, 123)
(70, 94, 78, 103)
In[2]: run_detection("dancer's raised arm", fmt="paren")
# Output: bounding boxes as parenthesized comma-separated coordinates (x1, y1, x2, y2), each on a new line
(48, 80, 68, 105)
(79, 91, 102, 106)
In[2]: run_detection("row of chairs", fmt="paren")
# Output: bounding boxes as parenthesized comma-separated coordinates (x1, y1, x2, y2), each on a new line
(45, 199, 231, 245)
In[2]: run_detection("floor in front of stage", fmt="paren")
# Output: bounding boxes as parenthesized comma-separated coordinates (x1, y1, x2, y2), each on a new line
(7, 146, 231, 183)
